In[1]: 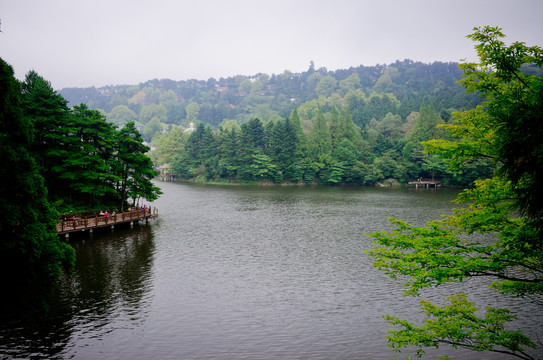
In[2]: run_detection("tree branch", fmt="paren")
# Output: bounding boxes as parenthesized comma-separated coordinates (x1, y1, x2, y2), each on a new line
(437, 339, 535, 360)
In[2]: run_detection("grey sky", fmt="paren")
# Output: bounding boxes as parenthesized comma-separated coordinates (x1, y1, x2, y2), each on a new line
(2, 0, 542, 89)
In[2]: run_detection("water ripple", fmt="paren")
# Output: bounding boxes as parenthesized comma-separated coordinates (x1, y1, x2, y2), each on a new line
(1, 183, 541, 359)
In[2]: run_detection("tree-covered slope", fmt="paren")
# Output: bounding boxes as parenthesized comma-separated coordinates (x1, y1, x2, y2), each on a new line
(59, 60, 481, 135)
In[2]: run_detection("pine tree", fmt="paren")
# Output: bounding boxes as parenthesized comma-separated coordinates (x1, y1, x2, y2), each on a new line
(65, 104, 120, 208)
(267, 118, 299, 182)
(240, 118, 265, 150)
(289, 107, 308, 158)
(308, 108, 332, 162)
(21, 70, 72, 201)
(408, 103, 444, 145)
(216, 126, 240, 179)
(238, 118, 266, 181)
(329, 106, 341, 148)
(0, 59, 74, 312)
(115, 121, 161, 211)
(182, 122, 217, 179)
(337, 106, 359, 146)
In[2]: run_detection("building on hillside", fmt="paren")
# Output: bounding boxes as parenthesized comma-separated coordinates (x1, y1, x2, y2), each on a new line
(184, 122, 195, 133)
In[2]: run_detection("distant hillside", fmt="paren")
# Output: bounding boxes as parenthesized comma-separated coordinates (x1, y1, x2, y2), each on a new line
(59, 59, 482, 141)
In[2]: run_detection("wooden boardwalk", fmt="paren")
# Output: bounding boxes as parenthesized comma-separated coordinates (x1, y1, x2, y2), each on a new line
(157, 173, 176, 181)
(408, 180, 441, 188)
(57, 207, 158, 238)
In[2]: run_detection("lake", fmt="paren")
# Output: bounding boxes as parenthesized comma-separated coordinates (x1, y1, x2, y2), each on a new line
(1, 182, 541, 359)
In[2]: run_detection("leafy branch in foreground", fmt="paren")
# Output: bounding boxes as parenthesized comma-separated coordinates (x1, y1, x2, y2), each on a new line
(384, 294, 536, 360)
(368, 177, 542, 359)
(367, 26, 543, 359)
(369, 177, 542, 297)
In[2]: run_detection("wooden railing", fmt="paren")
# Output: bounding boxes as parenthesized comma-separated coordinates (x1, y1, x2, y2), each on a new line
(57, 207, 158, 234)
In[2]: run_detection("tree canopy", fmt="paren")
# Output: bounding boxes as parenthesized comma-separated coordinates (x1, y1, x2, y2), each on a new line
(59, 59, 483, 144)
(20, 72, 161, 213)
(0, 59, 75, 312)
(54, 57, 499, 186)
(367, 26, 543, 359)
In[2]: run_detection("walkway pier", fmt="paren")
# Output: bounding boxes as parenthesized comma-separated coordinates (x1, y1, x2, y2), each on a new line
(408, 179, 441, 188)
(57, 207, 158, 238)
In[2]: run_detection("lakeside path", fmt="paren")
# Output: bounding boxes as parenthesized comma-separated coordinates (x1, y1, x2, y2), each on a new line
(57, 207, 158, 238)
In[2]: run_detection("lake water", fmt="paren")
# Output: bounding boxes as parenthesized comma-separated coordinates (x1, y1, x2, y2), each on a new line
(1, 182, 541, 359)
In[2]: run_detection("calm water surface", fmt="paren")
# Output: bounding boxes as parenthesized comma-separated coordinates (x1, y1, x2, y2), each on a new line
(1, 183, 541, 359)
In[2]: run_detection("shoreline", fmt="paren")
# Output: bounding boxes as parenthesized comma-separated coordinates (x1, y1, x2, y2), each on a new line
(156, 178, 454, 188)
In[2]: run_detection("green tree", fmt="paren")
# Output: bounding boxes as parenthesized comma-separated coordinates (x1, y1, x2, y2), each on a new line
(238, 78, 252, 94)
(267, 118, 301, 182)
(237, 118, 267, 181)
(181, 122, 217, 179)
(109, 104, 137, 126)
(367, 27, 543, 359)
(159, 90, 178, 107)
(108, 93, 126, 108)
(289, 107, 308, 157)
(151, 126, 188, 165)
(366, 92, 401, 121)
(67, 104, 120, 208)
(308, 108, 332, 161)
(315, 75, 337, 98)
(128, 90, 147, 106)
(248, 153, 278, 182)
(125, 85, 140, 98)
(22, 73, 121, 209)
(185, 102, 200, 124)
(215, 126, 241, 179)
(328, 106, 341, 147)
(240, 117, 265, 150)
(374, 66, 399, 92)
(166, 103, 186, 125)
(338, 73, 361, 95)
(404, 103, 447, 181)
(337, 107, 359, 146)
(459, 27, 543, 233)
(142, 116, 162, 142)
(115, 121, 161, 210)
(377, 112, 403, 140)
(332, 139, 361, 183)
(307, 108, 333, 183)
(374, 150, 402, 180)
(344, 89, 369, 127)
(139, 103, 167, 125)
(142, 86, 160, 104)
(297, 99, 320, 123)
(21, 71, 159, 211)
(306, 72, 323, 95)
(159, 90, 185, 124)
(250, 79, 264, 95)
(219, 119, 242, 133)
(408, 103, 444, 145)
(0, 59, 74, 311)
(421, 153, 447, 182)
(21, 70, 72, 201)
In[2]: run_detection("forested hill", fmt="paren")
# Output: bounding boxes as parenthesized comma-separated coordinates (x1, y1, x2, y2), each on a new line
(59, 59, 481, 138)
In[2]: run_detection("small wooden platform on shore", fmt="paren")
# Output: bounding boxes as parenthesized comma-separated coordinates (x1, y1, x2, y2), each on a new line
(157, 173, 176, 181)
(408, 180, 441, 188)
(57, 207, 158, 238)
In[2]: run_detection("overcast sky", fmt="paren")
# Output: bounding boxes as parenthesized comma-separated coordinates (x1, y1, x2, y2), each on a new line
(2, 0, 542, 89)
